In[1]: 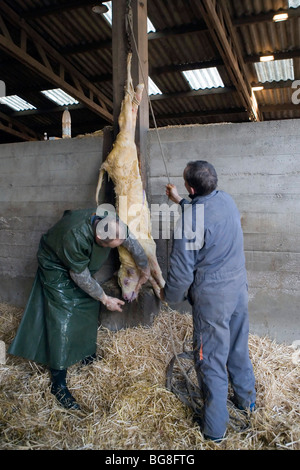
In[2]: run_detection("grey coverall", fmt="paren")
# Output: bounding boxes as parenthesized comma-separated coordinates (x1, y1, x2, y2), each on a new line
(164, 190, 256, 439)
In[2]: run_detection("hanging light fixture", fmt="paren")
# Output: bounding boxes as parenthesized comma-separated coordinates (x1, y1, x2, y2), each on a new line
(260, 55, 275, 62)
(273, 13, 289, 22)
(92, 3, 109, 14)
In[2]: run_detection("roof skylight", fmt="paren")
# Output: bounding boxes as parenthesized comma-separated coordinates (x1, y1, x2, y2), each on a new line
(0, 95, 37, 111)
(103, 1, 113, 24)
(147, 18, 156, 33)
(182, 68, 225, 90)
(254, 58, 294, 83)
(148, 77, 162, 95)
(288, 0, 300, 8)
(102, 1, 156, 32)
(41, 89, 79, 106)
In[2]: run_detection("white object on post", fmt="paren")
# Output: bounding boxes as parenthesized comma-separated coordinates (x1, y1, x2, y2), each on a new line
(62, 107, 71, 138)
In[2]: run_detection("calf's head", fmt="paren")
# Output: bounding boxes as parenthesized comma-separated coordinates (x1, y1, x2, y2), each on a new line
(118, 265, 140, 302)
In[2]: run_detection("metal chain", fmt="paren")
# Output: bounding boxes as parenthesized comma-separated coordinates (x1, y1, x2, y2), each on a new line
(125, 0, 133, 54)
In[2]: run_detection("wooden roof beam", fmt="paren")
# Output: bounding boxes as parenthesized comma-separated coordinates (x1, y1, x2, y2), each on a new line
(261, 104, 300, 112)
(150, 59, 223, 76)
(0, 110, 42, 141)
(245, 49, 300, 63)
(251, 80, 294, 90)
(23, 3, 300, 32)
(59, 7, 300, 56)
(22, 1, 98, 19)
(233, 6, 300, 26)
(153, 107, 246, 121)
(150, 87, 235, 102)
(0, 3, 113, 123)
(196, 0, 262, 122)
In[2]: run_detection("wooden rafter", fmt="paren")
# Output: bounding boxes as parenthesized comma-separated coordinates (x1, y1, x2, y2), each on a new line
(196, 0, 262, 122)
(261, 104, 300, 112)
(0, 2, 113, 124)
(154, 108, 246, 122)
(0, 110, 41, 141)
(0, 0, 298, 137)
(23, 1, 300, 24)
(22, 1, 98, 19)
(57, 7, 300, 56)
(245, 50, 300, 63)
(150, 87, 235, 102)
(233, 6, 300, 26)
(251, 80, 294, 90)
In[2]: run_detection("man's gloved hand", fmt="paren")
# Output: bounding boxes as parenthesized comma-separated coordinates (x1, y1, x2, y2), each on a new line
(100, 293, 125, 312)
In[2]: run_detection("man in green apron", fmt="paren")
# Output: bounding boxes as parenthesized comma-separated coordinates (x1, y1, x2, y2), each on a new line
(8, 208, 150, 410)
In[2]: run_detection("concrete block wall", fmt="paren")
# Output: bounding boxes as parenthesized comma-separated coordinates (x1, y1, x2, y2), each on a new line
(0, 135, 112, 307)
(0, 120, 299, 344)
(148, 119, 300, 344)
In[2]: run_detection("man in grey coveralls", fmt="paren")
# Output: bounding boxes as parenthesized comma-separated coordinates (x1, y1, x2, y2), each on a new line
(161, 161, 256, 442)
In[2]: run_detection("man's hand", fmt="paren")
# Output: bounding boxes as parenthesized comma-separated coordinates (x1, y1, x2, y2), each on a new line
(166, 184, 182, 204)
(101, 293, 125, 312)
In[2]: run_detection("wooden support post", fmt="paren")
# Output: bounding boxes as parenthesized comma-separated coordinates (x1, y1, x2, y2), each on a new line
(112, 0, 128, 130)
(112, 0, 149, 194)
(103, 1, 158, 330)
(131, 0, 149, 195)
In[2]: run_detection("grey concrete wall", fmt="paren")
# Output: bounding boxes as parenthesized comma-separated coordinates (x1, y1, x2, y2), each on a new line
(0, 135, 118, 307)
(1, 120, 299, 344)
(148, 119, 300, 344)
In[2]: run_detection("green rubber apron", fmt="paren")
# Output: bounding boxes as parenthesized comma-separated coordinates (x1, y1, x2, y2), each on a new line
(8, 209, 110, 370)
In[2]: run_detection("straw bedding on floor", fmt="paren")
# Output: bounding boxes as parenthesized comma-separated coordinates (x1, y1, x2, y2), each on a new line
(0, 302, 299, 450)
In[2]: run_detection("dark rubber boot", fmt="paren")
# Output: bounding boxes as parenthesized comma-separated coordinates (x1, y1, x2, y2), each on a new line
(50, 368, 81, 410)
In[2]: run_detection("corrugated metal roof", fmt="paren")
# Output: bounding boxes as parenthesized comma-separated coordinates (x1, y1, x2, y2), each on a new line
(0, 95, 37, 111)
(148, 77, 162, 95)
(289, 0, 300, 8)
(0, 0, 299, 142)
(182, 68, 225, 90)
(254, 58, 295, 82)
(41, 89, 79, 106)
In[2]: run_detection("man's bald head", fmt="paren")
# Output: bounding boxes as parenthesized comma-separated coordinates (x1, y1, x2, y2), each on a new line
(95, 215, 127, 247)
